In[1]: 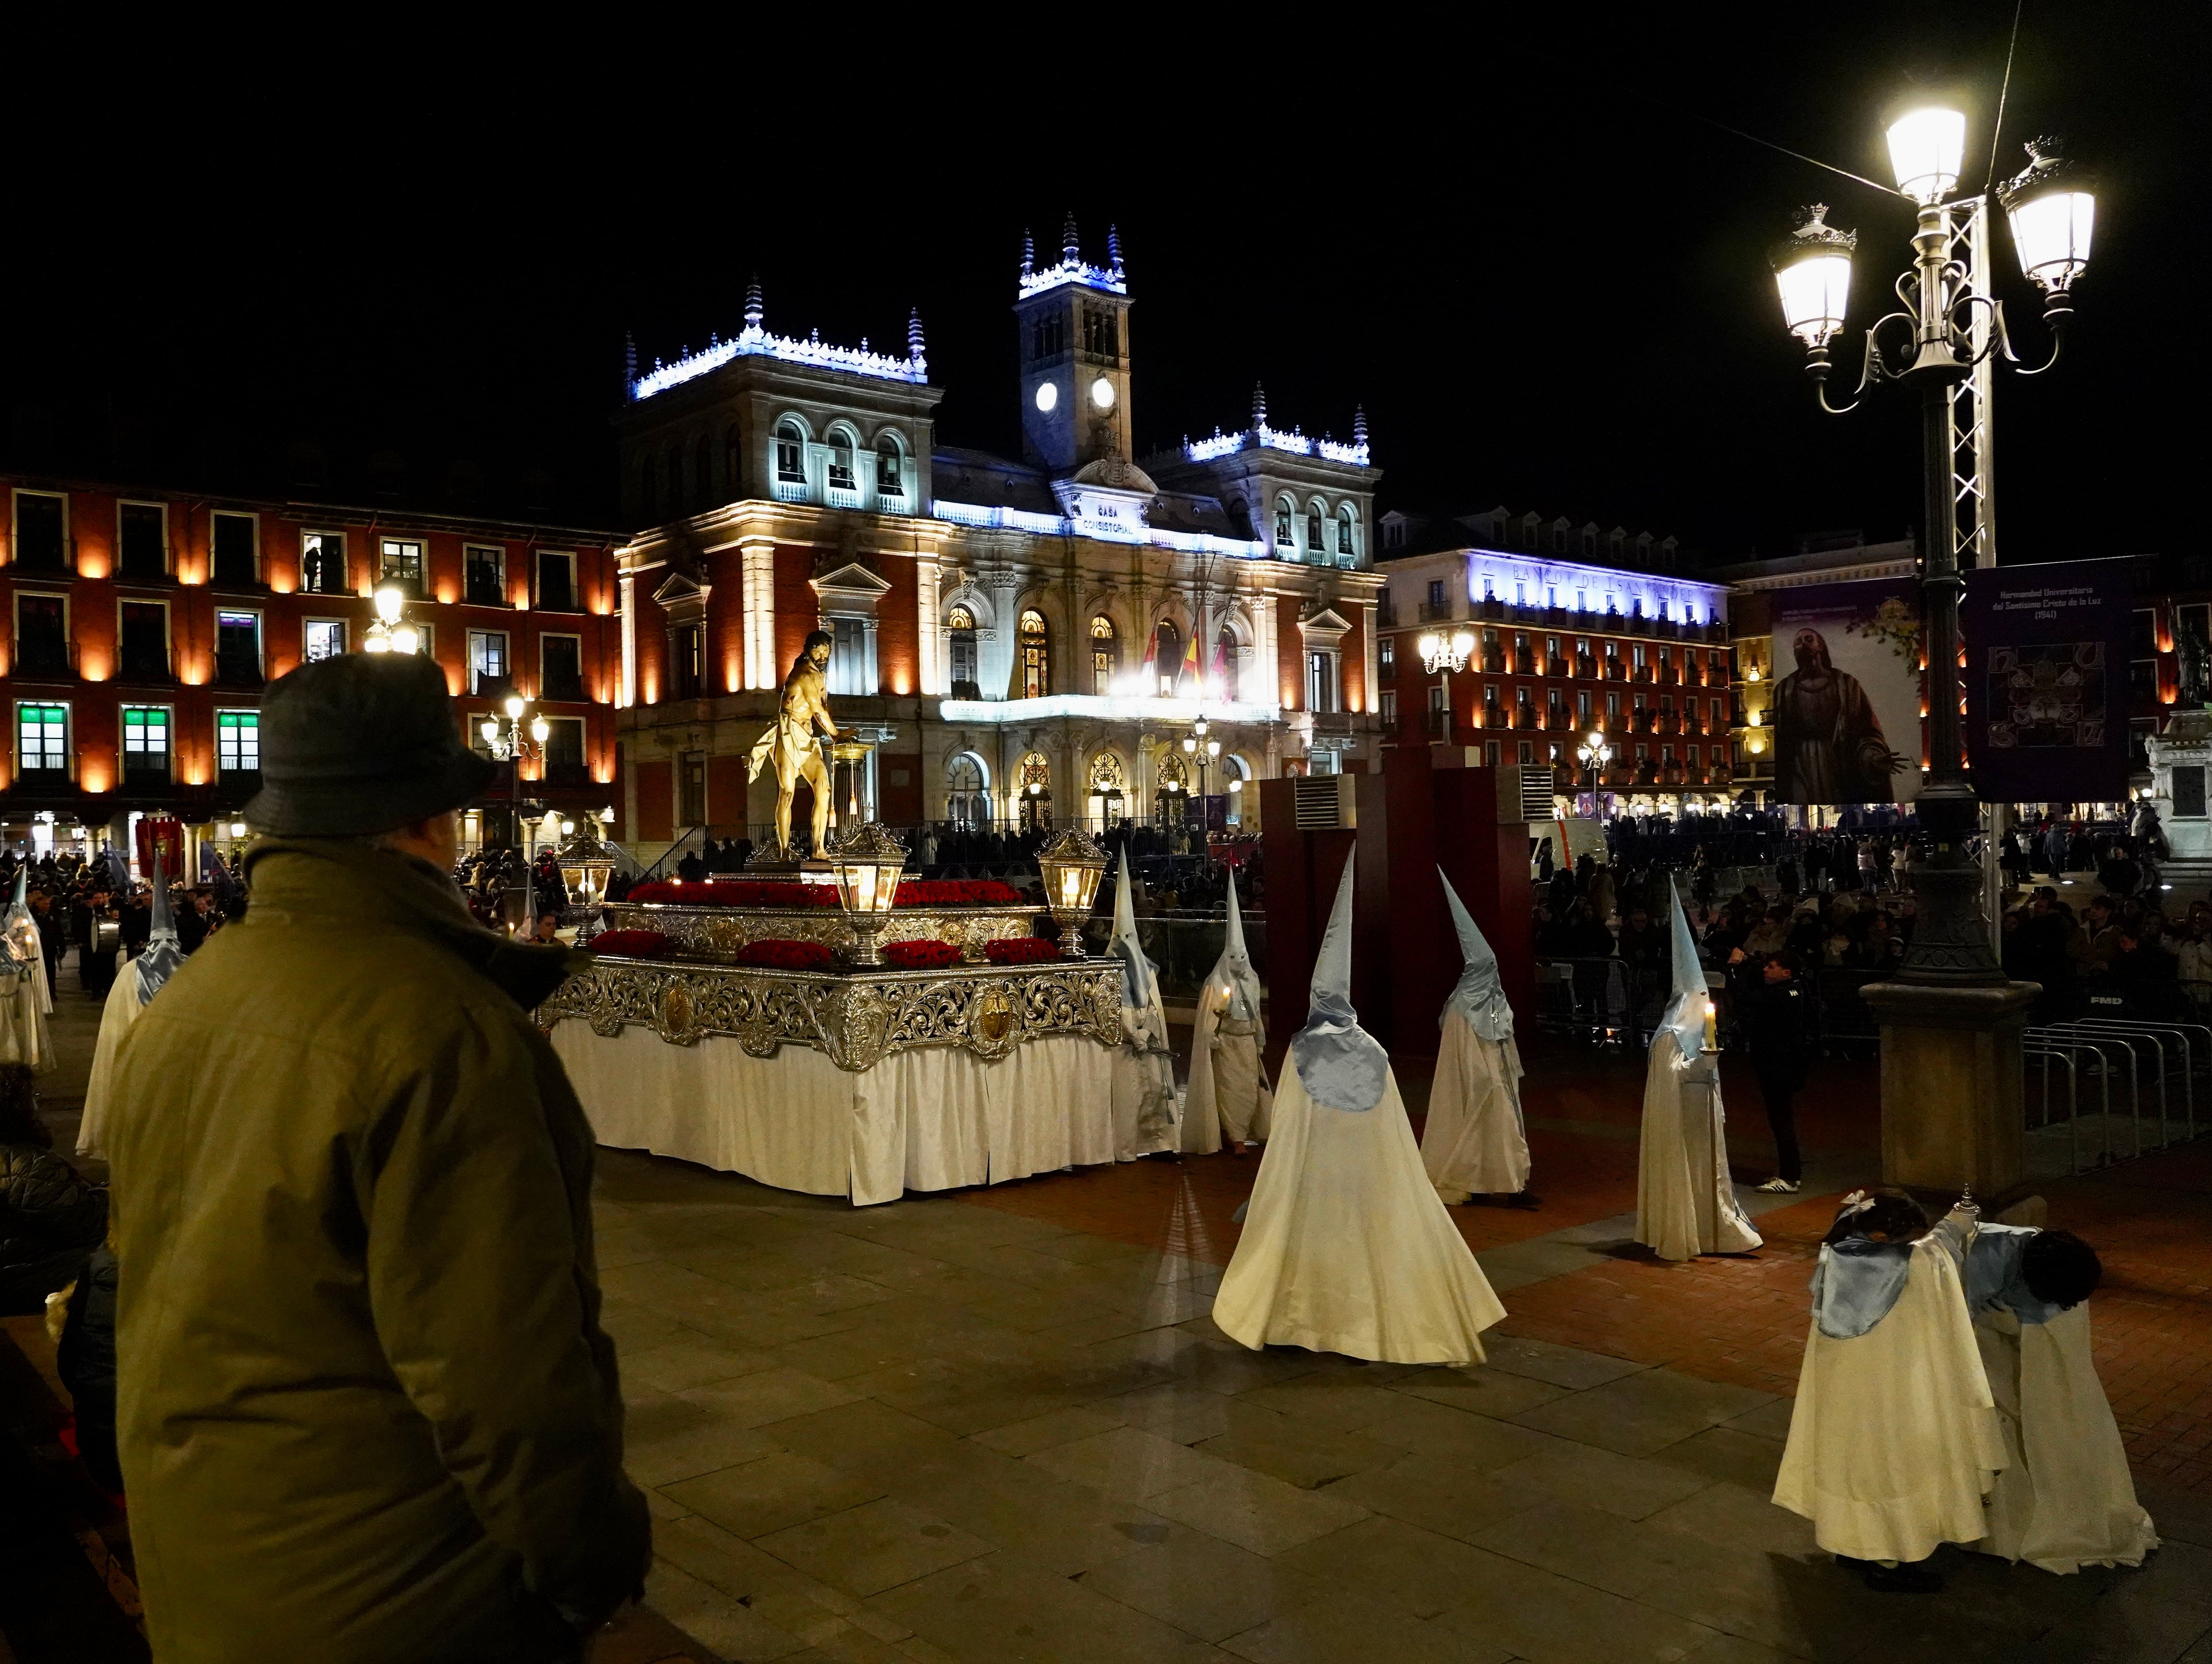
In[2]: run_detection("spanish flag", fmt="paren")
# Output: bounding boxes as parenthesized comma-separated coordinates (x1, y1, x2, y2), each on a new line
(1178, 621, 1202, 696)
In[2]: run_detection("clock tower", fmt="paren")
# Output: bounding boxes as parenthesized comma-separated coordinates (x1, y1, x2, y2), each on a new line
(1014, 215, 1134, 476)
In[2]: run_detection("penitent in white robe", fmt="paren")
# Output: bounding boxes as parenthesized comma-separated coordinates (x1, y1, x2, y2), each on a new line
(1185, 995, 1272, 1153)
(79, 968, 147, 1159)
(1634, 1032, 1760, 1261)
(1773, 1222, 2009, 1563)
(1975, 1303, 2158, 1573)
(0, 961, 55, 1071)
(1422, 1007, 1530, 1201)
(1111, 1004, 1179, 1163)
(1213, 1064, 1505, 1365)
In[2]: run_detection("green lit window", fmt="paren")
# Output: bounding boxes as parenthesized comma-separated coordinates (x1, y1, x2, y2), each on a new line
(123, 707, 170, 773)
(217, 710, 260, 773)
(17, 704, 66, 772)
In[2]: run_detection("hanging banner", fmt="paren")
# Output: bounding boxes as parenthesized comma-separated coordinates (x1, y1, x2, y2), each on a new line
(1962, 557, 2132, 804)
(1769, 580, 1924, 805)
(135, 815, 186, 880)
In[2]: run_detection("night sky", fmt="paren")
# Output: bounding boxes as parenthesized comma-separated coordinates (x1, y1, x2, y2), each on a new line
(4, 9, 2201, 569)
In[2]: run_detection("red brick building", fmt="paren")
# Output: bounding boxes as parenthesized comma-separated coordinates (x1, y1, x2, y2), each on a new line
(3, 476, 622, 856)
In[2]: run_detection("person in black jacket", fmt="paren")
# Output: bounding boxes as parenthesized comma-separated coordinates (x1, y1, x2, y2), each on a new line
(0, 1064, 108, 1314)
(58, 1245, 119, 1494)
(1729, 948, 1811, 1194)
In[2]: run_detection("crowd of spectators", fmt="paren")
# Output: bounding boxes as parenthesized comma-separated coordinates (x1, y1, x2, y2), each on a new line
(0, 848, 238, 995)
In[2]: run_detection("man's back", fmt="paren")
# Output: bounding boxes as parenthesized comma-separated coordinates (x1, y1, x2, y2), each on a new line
(109, 841, 645, 1664)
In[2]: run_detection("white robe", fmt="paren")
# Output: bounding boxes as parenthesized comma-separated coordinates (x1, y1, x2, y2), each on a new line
(80, 968, 147, 1159)
(1773, 1222, 2009, 1562)
(1422, 1008, 1530, 1201)
(1213, 1064, 1506, 1365)
(1634, 1032, 1760, 1260)
(1185, 990, 1271, 1152)
(1974, 1303, 2158, 1573)
(1111, 999, 1178, 1162)
(0, 961, 55, 1071)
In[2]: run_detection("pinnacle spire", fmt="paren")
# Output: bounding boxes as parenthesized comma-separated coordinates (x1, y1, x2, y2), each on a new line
(907, 307, 926, 361)
(1353, 404, 1368, 446)
(744, 275, 764, 330)
(1020, 229, 1033, 277)
(622, 330, 637, 388)
(1061, 211, 1079, 265)
(1107, 223, 1123, 275)
(1251, 382, 1267, 429)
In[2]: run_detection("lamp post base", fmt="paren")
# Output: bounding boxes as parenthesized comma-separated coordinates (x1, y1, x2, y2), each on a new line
(1860, 978, 2038, 1200)
(1056, 923, 1088, 958)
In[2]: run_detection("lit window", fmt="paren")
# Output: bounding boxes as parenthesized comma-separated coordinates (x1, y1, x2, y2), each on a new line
(947, 604, 979, 694)
(217, 710, 261, 773)
(1275, 500, 1294, 548)
(1335, 508, 1354, 557)
(469, 630, 510, 693)
(379, 538, 424, 594)
(1019, 609, 1050, 699)
(215, 611, 262, 685)
(18, 704, 67, 772)
(465, 545, 506, 607)
(122, 706, 169, 778)
(877, 437, 904, 496)
(304, 620, 347, 662)
(301, 531, 344, 595)
(827, 432, 856, 492)
(775, 420, 805, 484)
(1090, 615, 1118, 695)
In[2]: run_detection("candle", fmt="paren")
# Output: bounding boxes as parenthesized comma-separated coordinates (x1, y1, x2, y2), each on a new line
(1702, 999, 1718, 1052)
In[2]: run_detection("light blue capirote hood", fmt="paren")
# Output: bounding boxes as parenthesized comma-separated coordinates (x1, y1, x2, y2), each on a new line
(1205, 871, 1263, 1023)
(1108, 849, 1160, 1013)
(134, 851, 186, 1004)
(1286, 853, 1390, 1112)
(1439, 867, 1512, 1042)
(1657, 879, 1708, 1061)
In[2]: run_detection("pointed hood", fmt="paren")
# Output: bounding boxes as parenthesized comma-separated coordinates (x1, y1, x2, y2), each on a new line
(1287, 853, 1390, 1112)
(1109, 849, 1160, 1012)
(2, 865, 37, 965)
(1203, 871, 1264, 1024)
(134, 851, 186, 1004)
(1439, 868, 1512, 1042)
(1658, 879, 1709, 1060)
(104, 847, 131, 893)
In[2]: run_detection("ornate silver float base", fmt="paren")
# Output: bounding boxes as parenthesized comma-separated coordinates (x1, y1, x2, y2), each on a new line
(539, 957, 1123, 1072)
(599, 902, 1046, 965)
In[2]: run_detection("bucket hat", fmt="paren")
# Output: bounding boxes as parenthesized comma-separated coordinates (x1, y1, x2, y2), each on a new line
(245, 653, 496, 837)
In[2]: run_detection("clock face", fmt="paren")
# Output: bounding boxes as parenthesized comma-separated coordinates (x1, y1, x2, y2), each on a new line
(1034, 380, 1058, 413)
(1090, 376, 1116, 411)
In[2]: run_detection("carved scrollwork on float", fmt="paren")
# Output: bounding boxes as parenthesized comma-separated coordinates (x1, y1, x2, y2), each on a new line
(539, 958, 1124, 1072)
(602, 903, 1036, 965)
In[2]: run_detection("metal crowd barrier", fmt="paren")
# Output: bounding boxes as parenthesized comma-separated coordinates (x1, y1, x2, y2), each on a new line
(2023, 1016, 2212, 1176)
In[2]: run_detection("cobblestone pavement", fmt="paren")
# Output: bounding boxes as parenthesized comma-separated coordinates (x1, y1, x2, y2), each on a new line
(18, 965, 2212, 1662)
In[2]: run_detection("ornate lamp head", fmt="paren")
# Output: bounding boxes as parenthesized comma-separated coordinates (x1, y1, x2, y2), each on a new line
(1036, 826, 1109, 957)
(1999, 136, 2095, 305)
(830, 822, 908, 966)
(1770, 205, 1857, 350)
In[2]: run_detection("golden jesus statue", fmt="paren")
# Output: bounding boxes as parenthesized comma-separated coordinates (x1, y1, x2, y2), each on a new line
(746, 630, 840, 855)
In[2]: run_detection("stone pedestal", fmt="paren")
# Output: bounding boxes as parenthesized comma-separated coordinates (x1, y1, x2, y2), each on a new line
(1861, 979, 2039, 1199)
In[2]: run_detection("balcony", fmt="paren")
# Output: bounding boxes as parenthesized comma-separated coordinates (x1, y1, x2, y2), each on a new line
(122, 761, 173, 792)
(1573, 655, 1596, 679)
(14, 638, 76, 679)
(116, 649, 174, 685)
(1544, 657, 1567, 677)
(1416, 601, 1456, 623)
(545, 762, 593, 788)
(215, 653, 265, 689)
(465, 574, 508, 608)
(543, 672, 587, 703)
(1601, 660, 1627, 681)
(1479, 653, 1505, 675)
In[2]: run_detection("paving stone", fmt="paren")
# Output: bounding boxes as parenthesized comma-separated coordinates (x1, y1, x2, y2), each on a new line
(918, 1472, 1183, 1580)
(677, 1366, 869, 1430)
(1194, 1414, 1403, 1491)
(1219, 1591, 1511, 1664)
(655, 1514, 902, 1649)
(1643, 1482, 1820, 1557)
(1141, 1466, 1371, 1556)
(1648, 1427, 1788, 1494)
(972, 1406, 1128, 1457)
(758, 1499, 995, 1599)
(1078, 1530, 1323, 1644)
(1490, 1441, 1717, 1522)
(664, 1451, 887, 1541)
(646, 1556, 811, 1662)
(1386, 1364, 1573, 1421)
(626, 1334, 786, 1394)
(1476, 1335, 1651, 1391)
(1316, 1454, 1551, 1544)
(625, 1395, 788, 1489)
(1467, 1498, 1716, 1600)
(1235, 1376, 1409, 1432)
(758, 1398, 965, 1473)
(868, 1551, 1230, 1663)
(1353, 1396, 1566, 1468)
(1276, 1514, 1523, 1622)
(1026, 1426, 1240, 1500)
(1432, 1547, 1725, 1664)
(1511, 1368, 1777, 1457)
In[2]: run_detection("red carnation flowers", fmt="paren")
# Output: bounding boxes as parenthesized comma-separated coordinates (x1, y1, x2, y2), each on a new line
(878, 939, 963, 971)
(586, 929, 671, 959)
(735, 938, 836, 971)
(628, 880, 842, 908)
(891, 879, 1024, 908)
(983, 938, 1062, 966)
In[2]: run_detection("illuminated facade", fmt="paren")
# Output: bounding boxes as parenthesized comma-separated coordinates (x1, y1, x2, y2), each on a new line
(1, 479, 622, 848)
(1373, 513, 1733, 796)
(612, 222, 1384, 849)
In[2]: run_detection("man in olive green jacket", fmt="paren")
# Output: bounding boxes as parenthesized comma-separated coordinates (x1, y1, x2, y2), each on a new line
(107, 654, 649, 1663)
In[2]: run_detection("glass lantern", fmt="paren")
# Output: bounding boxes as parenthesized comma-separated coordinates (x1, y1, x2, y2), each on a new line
(830, 822, 908, 967)
(554, 816, 621, 941)
(1998, 138, 2095, 297)
(1036, 827, 1109, 957)
(1769, 206, 1856, 348)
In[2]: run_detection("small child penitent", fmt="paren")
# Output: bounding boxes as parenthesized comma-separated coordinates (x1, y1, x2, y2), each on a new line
(1774, 1189, 2156, 1591)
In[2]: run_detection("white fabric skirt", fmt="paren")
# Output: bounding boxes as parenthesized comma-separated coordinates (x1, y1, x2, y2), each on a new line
(1975, 1304, 2158, 1572)
(1421, 1011, 1530, 1200)
(1773, 1231, 2009, 1562)
(1213, 1066, 1505, 1365)
(1635, 1033, 1761, 1261)
(78, 968, 147, 1157)
(552, 1024, 1117, 1206)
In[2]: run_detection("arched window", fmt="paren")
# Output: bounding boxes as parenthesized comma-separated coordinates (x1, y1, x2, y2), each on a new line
(1274, 498, 1294, 550)
(876, 434, 905, 499)
(1336, 507, 1356, 559)
(946, 603, 979, 697)
(1018, 608, 1050, 699)
(1152, 620, 1182, 696)
(1215, 624, 1239, 702)
(1306, 502, 1325, 555)
(1088, 752, 1127, 829)
(774, 419, 806, 484)
(1227, 498, 1248, 538)
(1018, 750, 1052, 830)
(693, 434, 713, 511)
(946, 752, 988, 830)
(1090, 615, 1118, 695)
(826, 429, 857, 492)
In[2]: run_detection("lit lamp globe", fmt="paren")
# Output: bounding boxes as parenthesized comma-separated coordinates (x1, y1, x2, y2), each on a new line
(1770, 205, 1857, 350)
(829, 822, 907, 967)
(504, 693, 526, 722)
(1885, 104, 1967, 204)
(554, 818, 620, 938)
(1036, 827, 1109, 957)
(1450, 628, 1475, 664)
(480, 718, 500, 746)
(1416, 631, 1440, 664)
(1998, 138, 2095, 311)
(530, 716, 550, 745)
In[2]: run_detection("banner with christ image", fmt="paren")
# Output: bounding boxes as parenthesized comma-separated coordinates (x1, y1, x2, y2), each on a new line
(1768, 581, 1924, 806)
(1962, 557, 2132, 804)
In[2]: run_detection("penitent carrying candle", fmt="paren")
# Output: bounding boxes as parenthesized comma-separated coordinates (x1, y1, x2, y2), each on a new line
(1703, 999, 1718, 1052)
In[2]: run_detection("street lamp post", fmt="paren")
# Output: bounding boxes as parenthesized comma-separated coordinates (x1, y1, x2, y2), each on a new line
(1576, 730, 1612, 815)
(362, 584, 422, 656)
(1769, 115, 2093, 986)
(1181, 717, 1222, 845)
(479, 693, 551, 855)
(1416, 628, 1476, 744)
